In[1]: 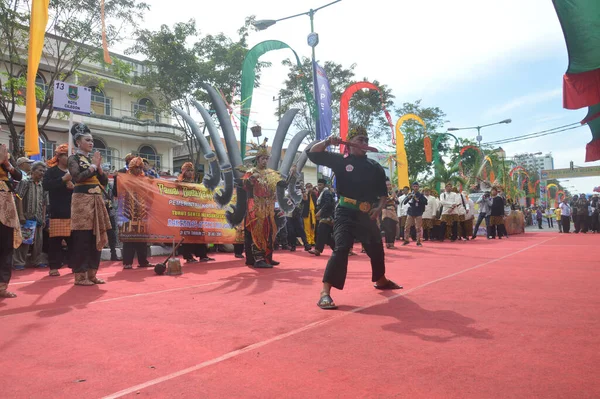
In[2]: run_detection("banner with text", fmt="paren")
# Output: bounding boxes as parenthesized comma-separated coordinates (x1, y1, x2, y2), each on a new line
(116, 174, 239, 243)
(315, 62, 332, 141)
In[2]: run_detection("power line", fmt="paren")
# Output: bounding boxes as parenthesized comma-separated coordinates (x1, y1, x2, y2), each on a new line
(484, 122, 584, 145)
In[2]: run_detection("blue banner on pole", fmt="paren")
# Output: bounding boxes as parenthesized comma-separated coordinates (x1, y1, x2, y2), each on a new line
(29, 138, 43, 161)
(314, 62, 332, 141)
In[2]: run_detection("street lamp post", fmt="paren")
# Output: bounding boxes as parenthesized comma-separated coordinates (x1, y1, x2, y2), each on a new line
(253, 0, 342, 140)
(447, 118, 512, 148)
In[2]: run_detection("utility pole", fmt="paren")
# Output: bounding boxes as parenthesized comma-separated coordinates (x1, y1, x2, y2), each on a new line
(273, 95, 287, 122)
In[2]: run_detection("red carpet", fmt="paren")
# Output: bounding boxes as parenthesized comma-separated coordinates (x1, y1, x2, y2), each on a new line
(1, 233, 599, 398)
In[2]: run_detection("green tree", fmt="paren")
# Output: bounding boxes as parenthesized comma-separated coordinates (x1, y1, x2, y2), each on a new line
(277, 58, 394, 142)
(127, 17, 268, 171)
(429, 163, 466, 190)
(0, 0, 148, 156)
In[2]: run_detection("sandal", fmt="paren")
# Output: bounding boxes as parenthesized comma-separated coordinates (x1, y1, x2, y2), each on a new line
(374, 279, 403, 290)
(0, 290, 17, 298)
(49, 269, 60, 277)
(317, 294, 338, 310)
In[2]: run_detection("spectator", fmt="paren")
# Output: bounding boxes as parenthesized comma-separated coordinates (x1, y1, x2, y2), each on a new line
(574, 194, 589, 233)
(559, 198, 572, 233)
(554, 206, 562, 233)
(14, 161, 48, 270)
(43, 144, 73, 276)
(16, 157, 34, 181)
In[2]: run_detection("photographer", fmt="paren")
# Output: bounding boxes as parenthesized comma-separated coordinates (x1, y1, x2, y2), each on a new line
(402, 182, 427, 246)
(472, 192, 492, 239)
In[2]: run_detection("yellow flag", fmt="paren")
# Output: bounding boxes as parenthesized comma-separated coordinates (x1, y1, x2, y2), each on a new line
(395, 114, 426, 188)
(101, 0, 112, 64)
(24, 0, 50, 156)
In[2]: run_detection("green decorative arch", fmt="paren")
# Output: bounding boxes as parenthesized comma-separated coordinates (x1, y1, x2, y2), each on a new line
(240, 40, 315, 158)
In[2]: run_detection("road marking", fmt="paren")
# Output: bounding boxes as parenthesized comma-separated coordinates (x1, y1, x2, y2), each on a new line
(102, 236, 557, 399)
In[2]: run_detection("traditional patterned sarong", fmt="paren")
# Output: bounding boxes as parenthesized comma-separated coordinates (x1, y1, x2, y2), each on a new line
(490, 216, 505, 226)
(0, 190, 22, 248)
(49, 218, 71, 238)
(422, 218, 434, 230)
(441, 214, 458, 223)
(71, 193, 111, 251)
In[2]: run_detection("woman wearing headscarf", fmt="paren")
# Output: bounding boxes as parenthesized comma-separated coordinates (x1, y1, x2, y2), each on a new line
(0, 145, 23, 298)
(177, 162, 214, 263)
(43, 144, 73, 276)
(67, 124, 112, 286)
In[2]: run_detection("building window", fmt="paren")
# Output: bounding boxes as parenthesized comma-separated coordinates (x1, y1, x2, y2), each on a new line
(132, 98, 160, 123)
(136, 145, 161, 170)
(18, 133, 55, 160)
(93, 137, 113, 166)
(35, 74, 48, 96)
(89, 86, 112, 116)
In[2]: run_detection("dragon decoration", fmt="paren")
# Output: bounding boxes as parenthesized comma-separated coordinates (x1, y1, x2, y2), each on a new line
(172, 84, 310, 227)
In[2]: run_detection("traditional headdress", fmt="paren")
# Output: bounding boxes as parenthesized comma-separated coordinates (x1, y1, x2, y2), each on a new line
(70, 123, 91, 145)
(244, 138, 270, 163)
(347, 125, 368, 141)
(178, 161, 194, 181)
(46, 143, 69, 167)
(127, 156, 145, 175)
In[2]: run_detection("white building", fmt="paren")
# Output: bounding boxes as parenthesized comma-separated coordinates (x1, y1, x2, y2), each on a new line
(512, 153, 554, 171)
(0, 34, 183, 172)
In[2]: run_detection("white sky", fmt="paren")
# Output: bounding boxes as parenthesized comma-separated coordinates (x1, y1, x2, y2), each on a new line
(113, 0, 599, 194)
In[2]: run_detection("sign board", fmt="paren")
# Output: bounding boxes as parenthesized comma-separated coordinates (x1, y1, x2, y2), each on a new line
(52, 81, 91, 115)
(540, 165, 600, 179)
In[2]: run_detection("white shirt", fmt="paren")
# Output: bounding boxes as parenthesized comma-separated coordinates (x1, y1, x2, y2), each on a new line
(465, 198, 475, 220)
(559, 202, 571, 217)
(439, 191, 460, 215)
(397, 194, 408, 217)
(423, 195, 438, 219)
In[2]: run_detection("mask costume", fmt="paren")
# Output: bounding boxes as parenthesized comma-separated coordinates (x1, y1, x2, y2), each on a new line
(173, 85, 313, 269)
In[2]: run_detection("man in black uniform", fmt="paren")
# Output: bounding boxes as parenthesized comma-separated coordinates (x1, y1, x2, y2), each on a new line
(307, 126, 402, 309)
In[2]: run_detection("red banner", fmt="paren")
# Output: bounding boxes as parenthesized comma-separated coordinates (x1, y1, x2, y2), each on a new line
(116, 174, 239, 243)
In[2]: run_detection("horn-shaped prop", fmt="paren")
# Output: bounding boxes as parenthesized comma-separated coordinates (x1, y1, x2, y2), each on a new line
(225, 185, 247, 228)
(192, 100, 233, 206)
(201, 84, 245, 225)
(201, 84, 243, 177)
(172, 106, 221, 190)
(267, 108, 300, 170)
(279, 130, 311, 180)
(288, 140, 318, 203)
(276, 180, 294, 213)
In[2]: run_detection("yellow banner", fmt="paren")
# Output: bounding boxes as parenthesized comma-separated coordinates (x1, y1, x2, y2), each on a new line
(24, 0, 50, 156)
(395, 114, 426, 188)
